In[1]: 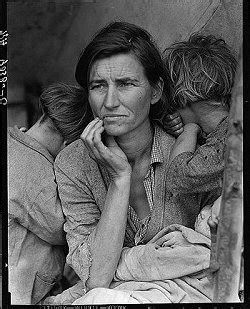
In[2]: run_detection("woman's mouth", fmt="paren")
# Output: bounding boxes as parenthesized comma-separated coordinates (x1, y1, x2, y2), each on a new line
(103, 115, 127, 121)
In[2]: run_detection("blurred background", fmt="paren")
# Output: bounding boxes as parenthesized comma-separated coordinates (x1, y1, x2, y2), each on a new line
(7, 0, 242, 129)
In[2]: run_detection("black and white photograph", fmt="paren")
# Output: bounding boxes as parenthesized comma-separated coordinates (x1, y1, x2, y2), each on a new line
(2, 0, 243, 306)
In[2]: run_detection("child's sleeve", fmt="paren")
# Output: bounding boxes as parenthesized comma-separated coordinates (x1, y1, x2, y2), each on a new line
(167, 133, 226, 194)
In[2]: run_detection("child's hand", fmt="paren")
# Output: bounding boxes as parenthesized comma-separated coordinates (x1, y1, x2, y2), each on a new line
(162, 112, 184, 137)
(156, 231, 191, 248)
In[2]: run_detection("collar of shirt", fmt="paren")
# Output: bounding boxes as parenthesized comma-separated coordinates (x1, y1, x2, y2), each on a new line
(8, 126, 55, 164)
(205, 116, 229, 142)
(150, 123, 164, 166)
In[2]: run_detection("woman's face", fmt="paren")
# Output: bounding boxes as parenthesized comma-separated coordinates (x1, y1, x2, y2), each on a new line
(88, 53, 160, 137)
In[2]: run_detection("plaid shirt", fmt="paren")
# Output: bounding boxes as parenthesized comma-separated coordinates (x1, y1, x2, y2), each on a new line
(127, 126, 163, 245)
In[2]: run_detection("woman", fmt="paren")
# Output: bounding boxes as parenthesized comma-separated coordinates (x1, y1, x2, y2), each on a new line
(54, 22, 222, 303)
(8, 83, 92, 304)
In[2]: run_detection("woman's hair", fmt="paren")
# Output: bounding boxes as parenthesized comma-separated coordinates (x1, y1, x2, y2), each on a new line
(164, 33, 238, 110)
(39, 83, 93, 143)
(75, 21, 172, 121)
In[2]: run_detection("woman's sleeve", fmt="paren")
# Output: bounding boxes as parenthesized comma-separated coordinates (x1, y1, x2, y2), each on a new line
(167, 140, 225, 194)
(54, 161, 101, 285)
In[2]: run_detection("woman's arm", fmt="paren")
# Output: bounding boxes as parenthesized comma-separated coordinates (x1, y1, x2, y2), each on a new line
(81, 118, 132, 290)
(55, 118, 132, 291)
(86, 175, 130, 290)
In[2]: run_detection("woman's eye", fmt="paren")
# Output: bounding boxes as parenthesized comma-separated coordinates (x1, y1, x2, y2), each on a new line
(119, 82, 134, 87)
(90, 84, 105, 91)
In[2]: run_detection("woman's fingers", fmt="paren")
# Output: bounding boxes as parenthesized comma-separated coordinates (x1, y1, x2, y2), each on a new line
(80, 118, 130, 177)
(80, 117, 101, 140)
(92, 126, 110, 158)
(83, 119, 103, 146)
(87, 126, 105, 160)
(80, 118, 105, 160)
(93, 126, 105, 146)
(88, 123, 128, 169)
(162, 232, 179, 247)
(155, 232, 173, 246)
(155, 231, 185, 247)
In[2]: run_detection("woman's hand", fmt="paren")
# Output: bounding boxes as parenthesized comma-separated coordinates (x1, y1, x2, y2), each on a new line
(162, 112, 184, 137)
(80, 118, 132, 179)
(155, 231, 191, 248)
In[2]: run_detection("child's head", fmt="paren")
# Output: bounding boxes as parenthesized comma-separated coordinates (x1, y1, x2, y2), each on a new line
(39, 83, 93, 144)
(195, 196, 221, 238)
(165, 34, 237, 111)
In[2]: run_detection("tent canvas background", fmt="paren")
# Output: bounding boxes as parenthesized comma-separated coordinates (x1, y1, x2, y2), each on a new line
(7, 0, 242, 128)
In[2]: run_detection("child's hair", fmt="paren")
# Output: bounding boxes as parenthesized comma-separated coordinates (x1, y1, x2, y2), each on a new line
(39, 83, 93, 143)
(164, 33, 238, 110)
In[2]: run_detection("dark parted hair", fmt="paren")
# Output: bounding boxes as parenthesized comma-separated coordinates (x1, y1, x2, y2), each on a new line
(39, 83, 93, 143)
(75, 21, 172, 121)
(164, 33, 238, 110)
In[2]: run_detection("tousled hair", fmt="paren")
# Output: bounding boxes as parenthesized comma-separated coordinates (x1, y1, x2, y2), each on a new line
(164, 33, 237, 110)
(75, 21, 172, 121)
(39, 83, 93, 143)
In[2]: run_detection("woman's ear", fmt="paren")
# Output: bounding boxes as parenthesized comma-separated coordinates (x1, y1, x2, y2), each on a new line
(151, 77, 164, 105)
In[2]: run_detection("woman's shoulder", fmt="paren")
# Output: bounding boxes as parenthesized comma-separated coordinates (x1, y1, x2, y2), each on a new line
(54, 139, 107, 199)
(55, 138, 97, 173)
(153, 123, 176, 158)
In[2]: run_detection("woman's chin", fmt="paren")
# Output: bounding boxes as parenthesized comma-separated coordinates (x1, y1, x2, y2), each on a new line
(104, 124, 127, 136)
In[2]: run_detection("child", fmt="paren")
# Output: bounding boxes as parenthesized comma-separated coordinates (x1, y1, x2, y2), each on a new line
(158, 33, 239, 280)
(162, 33, 237, 197)
(8, 83, 92, 305)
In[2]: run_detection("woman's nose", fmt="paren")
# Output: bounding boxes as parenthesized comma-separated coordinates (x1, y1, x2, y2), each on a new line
(103, 86, 119, 109)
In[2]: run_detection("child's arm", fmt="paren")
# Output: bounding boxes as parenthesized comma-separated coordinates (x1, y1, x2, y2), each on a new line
(169, 123, 201, 164)
(166, 119, 227, 194)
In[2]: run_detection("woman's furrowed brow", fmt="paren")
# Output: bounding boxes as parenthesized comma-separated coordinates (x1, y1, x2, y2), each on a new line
(89, 77, 139, 86)
(89, 79, 106, 85)
(115, 77, 139, 82)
